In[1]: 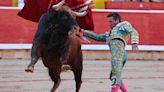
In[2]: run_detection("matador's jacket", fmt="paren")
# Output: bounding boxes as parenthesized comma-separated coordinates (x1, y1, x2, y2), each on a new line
(83, 21, 139, 86)
(83, 21, 139, 44)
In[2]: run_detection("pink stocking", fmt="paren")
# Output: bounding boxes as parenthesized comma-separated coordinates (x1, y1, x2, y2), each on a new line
(120, 81, 128, 92)
(111, 85, 120, 92)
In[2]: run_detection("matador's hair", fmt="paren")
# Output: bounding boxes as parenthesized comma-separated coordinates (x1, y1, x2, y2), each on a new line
(107, 12, 121, 22)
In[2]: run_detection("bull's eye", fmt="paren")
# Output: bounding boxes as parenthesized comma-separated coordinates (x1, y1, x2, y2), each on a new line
(62, 15, 69, 20)
(59, 11, 70, 21)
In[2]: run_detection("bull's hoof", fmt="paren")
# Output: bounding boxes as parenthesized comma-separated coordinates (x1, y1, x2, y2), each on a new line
(25, 66, 34, 73)
(61, 65, 71, 72)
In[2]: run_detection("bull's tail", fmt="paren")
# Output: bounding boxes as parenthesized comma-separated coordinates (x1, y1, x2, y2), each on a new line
(61, 65, 71, 72)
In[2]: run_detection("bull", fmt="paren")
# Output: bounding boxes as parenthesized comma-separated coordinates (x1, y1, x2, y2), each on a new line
(35, 1, 88, 92)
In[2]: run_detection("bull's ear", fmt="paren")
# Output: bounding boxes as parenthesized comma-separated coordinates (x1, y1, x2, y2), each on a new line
(52, 0, 65, 10)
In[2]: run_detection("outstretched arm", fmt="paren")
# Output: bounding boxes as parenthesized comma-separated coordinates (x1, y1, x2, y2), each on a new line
(81, 29, 107, 42)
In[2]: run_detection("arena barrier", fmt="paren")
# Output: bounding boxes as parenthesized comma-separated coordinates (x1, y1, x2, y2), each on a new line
(0, 7, 164, 60)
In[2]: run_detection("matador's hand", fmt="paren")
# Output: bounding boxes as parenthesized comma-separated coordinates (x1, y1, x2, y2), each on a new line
(132, 44, 139, 50)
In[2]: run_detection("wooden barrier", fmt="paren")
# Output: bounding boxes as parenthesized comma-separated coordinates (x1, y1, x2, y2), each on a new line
(0, 6, 164, 60)
(1, 49, 164, 60)
(1, 7, 164, 45)
(105, 2, 164, 10)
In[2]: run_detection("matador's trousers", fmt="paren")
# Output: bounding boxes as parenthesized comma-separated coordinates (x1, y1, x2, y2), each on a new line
(109, 38, 127, 86)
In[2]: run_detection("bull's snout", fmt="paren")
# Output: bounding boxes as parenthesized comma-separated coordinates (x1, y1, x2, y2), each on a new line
(73, 26, 80, 31)
(68, 26, 80, 36)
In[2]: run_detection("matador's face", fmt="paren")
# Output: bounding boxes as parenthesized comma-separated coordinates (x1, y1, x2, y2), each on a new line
(107, 17, 119, 29)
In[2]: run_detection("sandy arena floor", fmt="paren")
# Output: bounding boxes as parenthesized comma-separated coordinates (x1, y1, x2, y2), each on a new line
(0, 59, 164, 92)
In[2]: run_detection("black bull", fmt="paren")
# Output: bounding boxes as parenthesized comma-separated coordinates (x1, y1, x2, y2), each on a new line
(36, 6, 83, 92)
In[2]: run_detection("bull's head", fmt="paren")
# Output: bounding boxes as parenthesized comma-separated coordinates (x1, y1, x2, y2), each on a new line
(43, 0, 90, 52)
(45, 1, 89, 42)
(51, 0, 89, 36)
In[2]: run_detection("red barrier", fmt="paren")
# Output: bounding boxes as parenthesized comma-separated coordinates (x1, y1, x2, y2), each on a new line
(0, 0, 12, 6)
(0, 8, 164, 45)
(0, 9, 37, 43)
(92, 10, 164, 45)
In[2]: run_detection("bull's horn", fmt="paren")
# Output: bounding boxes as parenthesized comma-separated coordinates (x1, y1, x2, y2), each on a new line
(73, 5, 89, 17)
(73, 10, 88, 17)
(52, 0, 65, 9)
(79, 5, 88, 12)
(84, 0, 92, 5)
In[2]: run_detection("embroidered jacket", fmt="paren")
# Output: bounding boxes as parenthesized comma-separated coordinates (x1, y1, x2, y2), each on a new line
(83, 21, 139, 45)
(109, 21, 139, 45)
